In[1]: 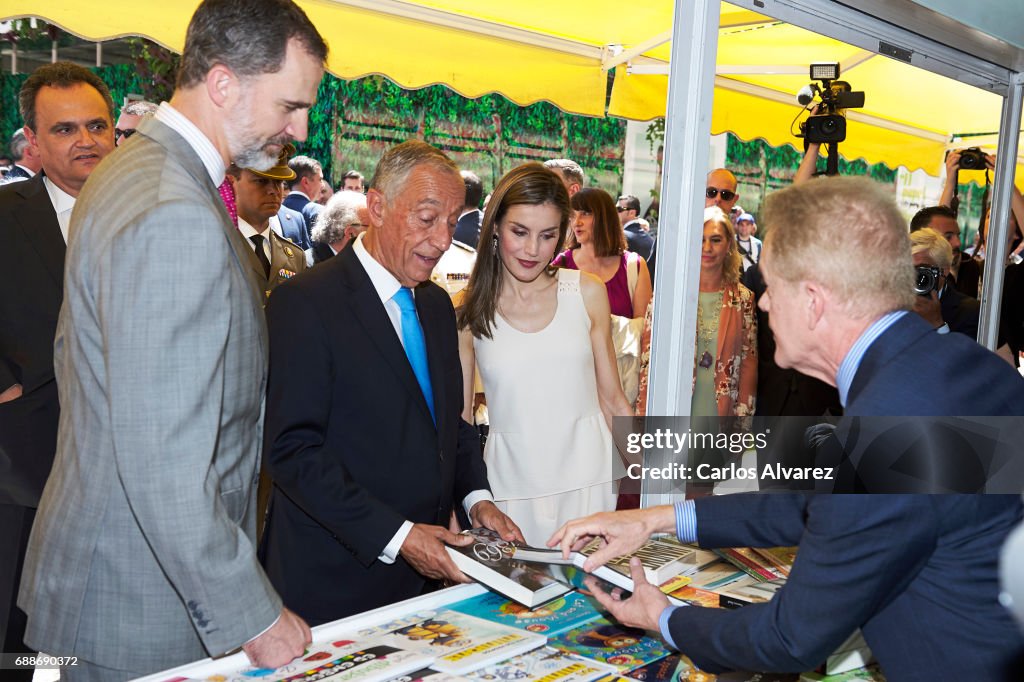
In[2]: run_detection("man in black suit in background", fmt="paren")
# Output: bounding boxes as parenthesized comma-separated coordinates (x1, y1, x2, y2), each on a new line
(259, 140, 521, 625)
(453, 170, 483, 248)
(2, 129, 41, 181)
(0, 62, 115, 681)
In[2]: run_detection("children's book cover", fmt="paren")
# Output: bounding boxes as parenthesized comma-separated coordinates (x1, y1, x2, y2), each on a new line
(548, 618, 670, 672)
(382, 610, 547, 674)
(447, 591, 604, 636)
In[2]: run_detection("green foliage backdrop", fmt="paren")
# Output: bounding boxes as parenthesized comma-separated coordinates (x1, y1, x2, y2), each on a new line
(2, 66, 626, 198)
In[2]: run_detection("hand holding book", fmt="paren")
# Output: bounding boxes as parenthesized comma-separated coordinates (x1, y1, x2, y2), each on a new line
(468, 499, 525, 544)
(401, 523, 475, 583)
(547, 505, 678, 572)
(583, 557, 669, 633)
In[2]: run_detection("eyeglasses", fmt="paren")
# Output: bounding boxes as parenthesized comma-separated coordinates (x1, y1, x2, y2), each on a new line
(115, 128, 136, 141)
(705, 187, 737, 201)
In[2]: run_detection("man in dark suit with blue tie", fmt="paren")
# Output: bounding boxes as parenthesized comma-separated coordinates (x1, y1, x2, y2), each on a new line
(260, 140, 521, 625)
(553, 177, 1024, 681)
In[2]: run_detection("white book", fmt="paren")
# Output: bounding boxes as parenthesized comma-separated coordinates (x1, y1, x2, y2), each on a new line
(446, 529, 572, 608)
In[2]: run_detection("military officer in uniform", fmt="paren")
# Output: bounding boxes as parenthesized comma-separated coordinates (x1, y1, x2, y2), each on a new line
(228, 145, 308, 301)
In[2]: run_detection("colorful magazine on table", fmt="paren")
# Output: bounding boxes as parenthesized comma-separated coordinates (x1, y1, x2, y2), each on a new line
(381, 610, 547, 674)
(446, 590, 604, 636)
(548, 617, 671, 672)
(464, 647, 618, 682)
(161, 638, 433, 682)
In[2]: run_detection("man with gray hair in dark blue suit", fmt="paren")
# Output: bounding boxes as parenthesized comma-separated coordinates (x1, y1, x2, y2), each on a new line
(553, 176, 1024, 681)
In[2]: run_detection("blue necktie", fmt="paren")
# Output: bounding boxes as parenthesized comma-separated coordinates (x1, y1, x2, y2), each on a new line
(393, 287, 435, 423)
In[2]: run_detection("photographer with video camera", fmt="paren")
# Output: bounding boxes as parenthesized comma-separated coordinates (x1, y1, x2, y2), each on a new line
(909, 227, 979, 337)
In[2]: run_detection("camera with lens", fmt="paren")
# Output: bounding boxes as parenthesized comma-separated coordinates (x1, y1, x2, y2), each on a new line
(797, 63, 865, 145)
(914, 265, 942, 296)
(957, 147, 987, 171)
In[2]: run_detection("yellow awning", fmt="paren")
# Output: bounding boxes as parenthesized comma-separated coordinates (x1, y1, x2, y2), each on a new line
(2, 0, 1021, 177)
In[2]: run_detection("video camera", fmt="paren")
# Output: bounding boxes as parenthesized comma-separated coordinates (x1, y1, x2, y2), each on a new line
(797, 63, 865, 144)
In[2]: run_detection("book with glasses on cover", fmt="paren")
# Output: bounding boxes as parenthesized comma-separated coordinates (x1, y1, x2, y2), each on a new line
(446, 528, 573, 607)
(380, 610, 547, 675)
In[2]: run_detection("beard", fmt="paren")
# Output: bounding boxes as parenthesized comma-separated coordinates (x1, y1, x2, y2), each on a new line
(225, 93, 290, 171)
(233, 142, 284, 172)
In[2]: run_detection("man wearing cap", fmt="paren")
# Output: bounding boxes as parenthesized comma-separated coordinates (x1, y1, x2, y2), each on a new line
(735, 211, 761, 272)
(226, 147, 308, 301)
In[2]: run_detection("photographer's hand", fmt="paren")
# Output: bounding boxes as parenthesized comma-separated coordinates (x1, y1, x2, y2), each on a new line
(913, 290, 944, 329)
(939, 150, 962, 208)
(794, 142, 821, 185)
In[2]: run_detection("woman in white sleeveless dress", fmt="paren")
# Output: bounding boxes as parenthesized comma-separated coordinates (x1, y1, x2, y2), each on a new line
(455, 163, 633, 546)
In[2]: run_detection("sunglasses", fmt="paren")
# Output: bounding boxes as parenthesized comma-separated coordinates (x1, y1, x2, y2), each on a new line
(115, 128, 137, 141)
(616, 206, 630, 212)
(705, 187, 737, 201)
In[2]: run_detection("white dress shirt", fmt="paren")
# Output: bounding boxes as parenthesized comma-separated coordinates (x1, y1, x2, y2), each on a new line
(43, 176, 76, 244)
(154, 102, 224, 186)
(352, 233, 493, 562)
(238, 218, 271, 262)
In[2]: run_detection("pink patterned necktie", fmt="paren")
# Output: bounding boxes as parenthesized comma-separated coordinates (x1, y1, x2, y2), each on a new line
(218, 179, 238, 228)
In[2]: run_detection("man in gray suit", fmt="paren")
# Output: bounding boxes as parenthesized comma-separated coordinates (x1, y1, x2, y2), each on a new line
(17, 1, 328, 679)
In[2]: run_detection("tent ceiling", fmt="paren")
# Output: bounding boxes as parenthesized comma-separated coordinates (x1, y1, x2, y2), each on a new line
(1, 0, 1021, 175)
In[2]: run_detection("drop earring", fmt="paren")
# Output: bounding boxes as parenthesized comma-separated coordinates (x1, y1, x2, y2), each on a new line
(492, 234, 499, 256)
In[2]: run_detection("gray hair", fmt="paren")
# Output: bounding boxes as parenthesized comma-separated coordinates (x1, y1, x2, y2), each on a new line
(369, 140, 460, 204)
(543, 158, 584, 187)
(9, 129, 29, 161)
(312, 190, 366, 244)
(121, 100, 158, 118)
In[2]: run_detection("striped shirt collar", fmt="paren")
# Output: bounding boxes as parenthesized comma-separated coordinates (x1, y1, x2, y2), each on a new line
(153, 102, 225, 186)
(836, 310, 907, 407)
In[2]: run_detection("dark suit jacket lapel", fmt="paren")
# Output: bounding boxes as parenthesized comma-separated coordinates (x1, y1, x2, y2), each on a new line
(339, 248, 435, 425)
(12, 175, 65, 289)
